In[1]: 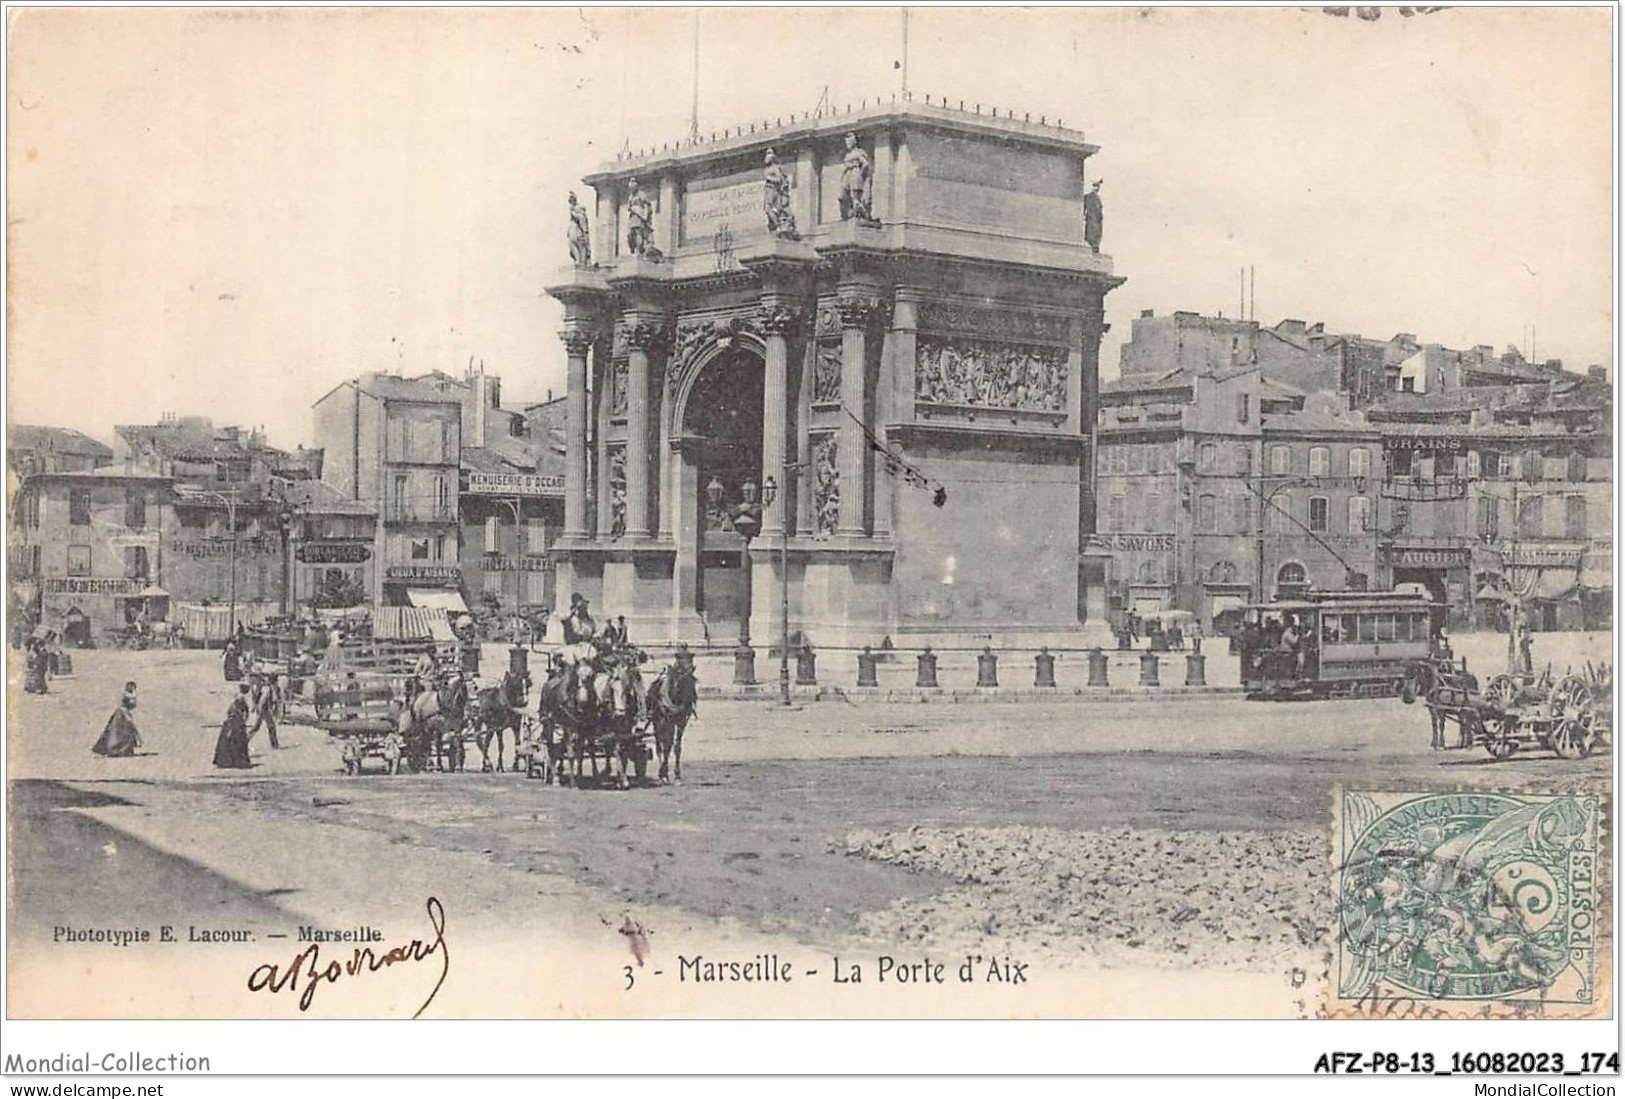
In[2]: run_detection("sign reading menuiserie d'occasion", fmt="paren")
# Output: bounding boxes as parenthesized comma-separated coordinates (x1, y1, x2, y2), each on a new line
(464, 471, 565, 497)
(43, 577, 143, 595)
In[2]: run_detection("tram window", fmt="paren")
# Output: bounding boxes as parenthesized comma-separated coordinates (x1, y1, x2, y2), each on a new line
(1341, 615, 1357, 643)
(1322, 617, 1342, 643)
(1413, 612, 1429, 641)
(1356, 615, 1375, 642)
(1377, 614, 1396, 642)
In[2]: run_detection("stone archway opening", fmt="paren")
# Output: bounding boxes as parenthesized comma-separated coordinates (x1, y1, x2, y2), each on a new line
(682, 342, 765, 637)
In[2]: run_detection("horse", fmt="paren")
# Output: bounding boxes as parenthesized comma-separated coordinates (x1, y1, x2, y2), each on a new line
(536, 661, 594, 786)
(646, 658, 698, 784)
(472, 668, 529, 772)
(397, 675, 469, 772)
(589, 659, 646, 790)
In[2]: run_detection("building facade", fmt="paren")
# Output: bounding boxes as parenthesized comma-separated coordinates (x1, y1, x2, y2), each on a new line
(10, 469, 173, 642)
(1102, 308, 1612, 633)
(312, 372, 465, 612)
(548, 101, 1122, 649)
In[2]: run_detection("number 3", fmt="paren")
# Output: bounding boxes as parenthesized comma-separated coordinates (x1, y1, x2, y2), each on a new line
(624, 965, 635, 991)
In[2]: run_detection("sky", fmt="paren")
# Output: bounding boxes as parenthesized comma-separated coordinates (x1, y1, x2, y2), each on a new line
(6, 5, 1613, 450)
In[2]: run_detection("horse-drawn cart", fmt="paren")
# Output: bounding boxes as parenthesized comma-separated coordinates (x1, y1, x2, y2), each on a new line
(1412, 658, 1612, 761)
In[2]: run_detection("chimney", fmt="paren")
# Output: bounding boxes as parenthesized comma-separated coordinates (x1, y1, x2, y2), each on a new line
(1587, 364, 1607, 381)
(1140, 308, 1154, 319)
(1277, 318, 1307, 338)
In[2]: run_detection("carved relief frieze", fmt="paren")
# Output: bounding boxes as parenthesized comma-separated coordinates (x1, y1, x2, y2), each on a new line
(810, 433, 840, 537)
(915, 335, 1069, 413)
(812, 343, 843, 404)
(607, 445, 627, 539)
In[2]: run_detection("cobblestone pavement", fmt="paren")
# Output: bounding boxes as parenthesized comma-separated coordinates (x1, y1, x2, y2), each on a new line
(5, 632, 1610, 1016)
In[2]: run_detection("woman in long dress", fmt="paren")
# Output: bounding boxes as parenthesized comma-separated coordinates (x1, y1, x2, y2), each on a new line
(23, 638, 49, 694)
(92, 681, 142, 757)
(213, 684, 253, 769)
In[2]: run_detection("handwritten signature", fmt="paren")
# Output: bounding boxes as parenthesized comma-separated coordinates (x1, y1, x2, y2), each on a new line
(246, 897, 450, 1018)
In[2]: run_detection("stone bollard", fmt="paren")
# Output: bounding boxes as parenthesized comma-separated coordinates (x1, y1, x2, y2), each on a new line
(1087, 648, 1109, 687)
(1034, 647, 1057, 688)
(1139, 651, 1160, 687)
(977, 646, 999, 688)
(857, 646, 879, 687)
(916, 647, 939, 688)
(796, 643, 818, 686)
(1185, 651, 1207, 687)
(733, 643, 757, 686)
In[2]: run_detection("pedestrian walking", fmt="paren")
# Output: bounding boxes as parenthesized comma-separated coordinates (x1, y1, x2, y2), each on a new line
(248, 673, 283, 749)
(213, 685, 253, 769)
(92, 681, 142, 758)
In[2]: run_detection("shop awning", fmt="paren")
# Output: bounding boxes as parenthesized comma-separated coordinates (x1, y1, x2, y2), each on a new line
(138, 586, 170, 599)
(1533, 569, 1578, 601)
(1475, 585, 1507, 602)
(1581, 555, 1612, 589)
(406, 588, 468, 615)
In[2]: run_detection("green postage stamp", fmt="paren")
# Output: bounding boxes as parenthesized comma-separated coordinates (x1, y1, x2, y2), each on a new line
(1330, 789, 1607, 1018)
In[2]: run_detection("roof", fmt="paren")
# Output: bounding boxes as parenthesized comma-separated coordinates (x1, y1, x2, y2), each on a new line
(354, 371, 465, 404)
(8, 425, 113, 458)
(1261, 408, 1377, 437)
(1376, 421, 1606, 442)
(117, 423, 251, 462)
(461, 446, 531, 475)
(276, 479, 377, 516)
(1102, 367, 1194, 395)
(25, 468, 172, 483)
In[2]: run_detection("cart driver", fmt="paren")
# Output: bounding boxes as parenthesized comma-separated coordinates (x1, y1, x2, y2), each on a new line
(556, 594, 599, 671)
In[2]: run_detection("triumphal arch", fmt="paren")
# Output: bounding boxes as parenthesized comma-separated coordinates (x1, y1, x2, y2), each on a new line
(548, 100, 1122, 653)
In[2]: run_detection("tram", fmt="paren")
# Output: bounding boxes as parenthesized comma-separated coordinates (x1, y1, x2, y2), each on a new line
(1236, 590, 1442, 700)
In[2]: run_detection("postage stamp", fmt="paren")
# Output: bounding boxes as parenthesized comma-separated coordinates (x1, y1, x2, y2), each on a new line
(1327, 789, 1607, 1018)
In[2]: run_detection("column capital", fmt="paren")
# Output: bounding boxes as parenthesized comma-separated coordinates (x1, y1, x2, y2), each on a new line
(756, 303, 802, 337)
(558, 328, 596, 356)
(619, 317, 673, 354)
(837, 292, 890, 330)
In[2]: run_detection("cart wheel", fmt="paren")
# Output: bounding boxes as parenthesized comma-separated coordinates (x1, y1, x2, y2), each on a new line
(1484, 714, 1519, 761)
(1484, 674, 1519, 710)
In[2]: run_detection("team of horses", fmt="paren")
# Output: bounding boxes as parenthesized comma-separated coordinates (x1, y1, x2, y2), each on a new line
(393, 652, 698, 789)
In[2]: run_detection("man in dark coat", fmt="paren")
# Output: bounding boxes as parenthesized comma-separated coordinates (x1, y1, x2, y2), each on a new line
(248, 674, 283, 750)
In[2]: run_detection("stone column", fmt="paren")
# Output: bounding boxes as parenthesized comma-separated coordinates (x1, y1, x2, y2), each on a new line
(837, 294, 879, 536)
(595, 339, 613, 539)
(875, 296, 916, 539)
(560, 329, 593, 538)
(1077, 298, 1107, 536)
(621, 320, 662, 540)
(758, 303, 798, 538)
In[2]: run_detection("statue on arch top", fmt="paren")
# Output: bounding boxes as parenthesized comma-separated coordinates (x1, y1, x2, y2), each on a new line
(837, 132, 875, 224)
(1084, 179, 1104, 253)
(625, 178, 659, 258)
(567, 191, 592, 267)
(763, 148, 798, 239)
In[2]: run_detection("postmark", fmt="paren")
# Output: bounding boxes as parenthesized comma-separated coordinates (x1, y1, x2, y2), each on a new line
(1327, 789, 1607, 1018)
